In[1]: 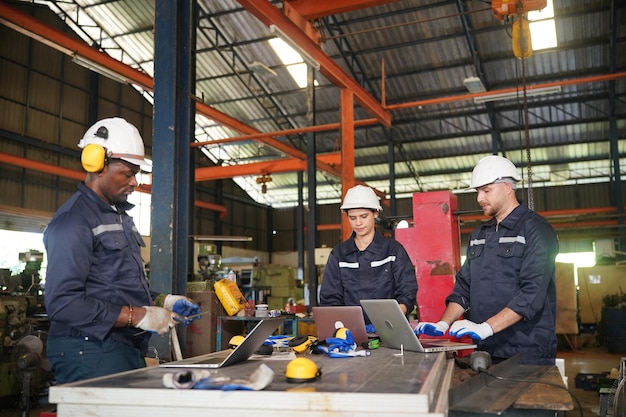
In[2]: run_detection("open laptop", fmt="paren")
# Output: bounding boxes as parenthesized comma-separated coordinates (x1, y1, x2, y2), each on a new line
(312, 306, 369, 345)
(160, 317, 285, 368)
(360, 299, 476, 353)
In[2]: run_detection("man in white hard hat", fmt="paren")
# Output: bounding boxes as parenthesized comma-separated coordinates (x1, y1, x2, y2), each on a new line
(44, 117, 201, 383)
(415, 155, 559, 366)
(319, 185, 417, 324)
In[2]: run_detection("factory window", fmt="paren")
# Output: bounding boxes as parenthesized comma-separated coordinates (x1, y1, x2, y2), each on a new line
(127, 191, 151, 236)
(555, 252, 596, 285)
(529, 0, 557, 51)
(0, 229, 47, 288)
(127, 171, 152, 236)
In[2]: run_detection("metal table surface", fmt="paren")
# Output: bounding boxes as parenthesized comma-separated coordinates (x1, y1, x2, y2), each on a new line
(49, 347, 453, 417)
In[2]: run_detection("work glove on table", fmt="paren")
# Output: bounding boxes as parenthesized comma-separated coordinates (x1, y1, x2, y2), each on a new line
(449, 319, 493, 341)
(414, 320, 449, 336)
(136, 306, 179, 334)
(162, 294, 202, 325)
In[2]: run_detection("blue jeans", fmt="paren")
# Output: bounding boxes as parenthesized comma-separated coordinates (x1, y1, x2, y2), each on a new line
(47, 336, 146, 384)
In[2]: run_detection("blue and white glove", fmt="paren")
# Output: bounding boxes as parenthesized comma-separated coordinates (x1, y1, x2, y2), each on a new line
(449, 319, 493, 341)
(163, 295, 201, 325)
(414, 320, 449, 336)
(365, 324, 376, 333)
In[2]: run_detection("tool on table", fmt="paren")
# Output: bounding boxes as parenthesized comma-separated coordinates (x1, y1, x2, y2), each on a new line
(361, 339, 380, 350)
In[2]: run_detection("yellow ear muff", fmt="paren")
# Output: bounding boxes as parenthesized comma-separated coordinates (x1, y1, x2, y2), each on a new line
(288, 335, 316, 354)
(81, 143, 107, 173)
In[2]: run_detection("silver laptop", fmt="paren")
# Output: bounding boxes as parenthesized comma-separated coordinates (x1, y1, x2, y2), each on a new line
(312, 306, 369, 345)
(160, 317, 285, 368)
(360, 299, 476, 353)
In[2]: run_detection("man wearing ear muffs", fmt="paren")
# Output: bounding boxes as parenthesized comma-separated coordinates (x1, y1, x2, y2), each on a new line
(43, 117, 201, 383)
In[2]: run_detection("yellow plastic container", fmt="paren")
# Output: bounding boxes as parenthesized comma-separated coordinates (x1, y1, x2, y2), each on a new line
(214, 278, 246, 316)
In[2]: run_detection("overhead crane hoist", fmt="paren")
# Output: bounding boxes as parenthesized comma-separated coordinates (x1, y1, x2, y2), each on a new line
(256, 174, 273, 194)
(492, 0, 547, 59)
(491, 0, 547, 19)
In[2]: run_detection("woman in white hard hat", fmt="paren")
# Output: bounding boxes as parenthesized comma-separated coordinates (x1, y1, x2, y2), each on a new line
(44, 117, 201, 383)
(415, 155, 559, 366)
(319, 185, 417, 324)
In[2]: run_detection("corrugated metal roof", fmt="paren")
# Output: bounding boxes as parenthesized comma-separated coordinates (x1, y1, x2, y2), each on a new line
(13, 0, 626, 207)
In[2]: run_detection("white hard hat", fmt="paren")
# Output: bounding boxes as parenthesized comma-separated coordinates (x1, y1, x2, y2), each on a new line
(78, 117, 150, 167)
(470, 155, 522, 188)
(340, 185, 383, 211)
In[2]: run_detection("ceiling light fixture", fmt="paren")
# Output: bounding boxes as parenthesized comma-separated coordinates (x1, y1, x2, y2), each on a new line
(250, 61, 277, 77)
(473, 86, 561, 104)
(463, 76, 486, 93)
(72, 54, 129, 84)
(269, 25, 320, 70)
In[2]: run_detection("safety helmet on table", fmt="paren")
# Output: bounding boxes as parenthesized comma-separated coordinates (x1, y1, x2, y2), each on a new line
(470, 155, 522, 189)
(228, 335, 245, 349)
(78, 117, 149, 172)
(340, 185, 382, 212)
(285, 357, 321, 383)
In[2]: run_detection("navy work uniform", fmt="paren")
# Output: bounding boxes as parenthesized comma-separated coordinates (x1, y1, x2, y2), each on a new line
(447, 204, 559, 365)
(44, 182, 154, 383)
(320, 231, 417, 324)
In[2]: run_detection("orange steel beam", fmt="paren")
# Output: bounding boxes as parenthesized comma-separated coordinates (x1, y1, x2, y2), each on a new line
(0, 152, 85, 182)
(0, 3, 345, 183)
(286, 0, 404, 19)
(196, 153, 341, 181)
(190, 118, 379, 148)
(341, 89, 356, 240)
(282, 2, 320, 43)
(385, 72, 626, 110)
(236, 0, 392, 127)
(317, 223, 341, 231)
(194, 200, 228, 219)
(196, 101, 344, 180)
(0, 152, 227, 216)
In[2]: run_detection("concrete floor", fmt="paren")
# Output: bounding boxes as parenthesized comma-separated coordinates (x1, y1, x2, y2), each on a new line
(559, 344, 624, 417)
(0, 343, 622, 417)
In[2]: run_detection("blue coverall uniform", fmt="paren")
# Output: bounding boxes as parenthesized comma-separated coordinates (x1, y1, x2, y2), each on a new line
(319, 231, 417, 323)
(447, 204, 559, 365)
(44, 183, 153, 382)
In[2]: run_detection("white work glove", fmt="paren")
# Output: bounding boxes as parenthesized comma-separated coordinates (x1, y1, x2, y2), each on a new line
(163, 294, 201, 325)
(449, 319, 493, 341)
(414, 321, 449, 336)
(136, 306, 179, 334)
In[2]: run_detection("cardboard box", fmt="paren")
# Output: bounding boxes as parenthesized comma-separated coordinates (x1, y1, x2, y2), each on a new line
(185, 291, 226, 355)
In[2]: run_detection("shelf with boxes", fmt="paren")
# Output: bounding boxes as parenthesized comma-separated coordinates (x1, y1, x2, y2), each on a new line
(215, 315, 315, 351)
